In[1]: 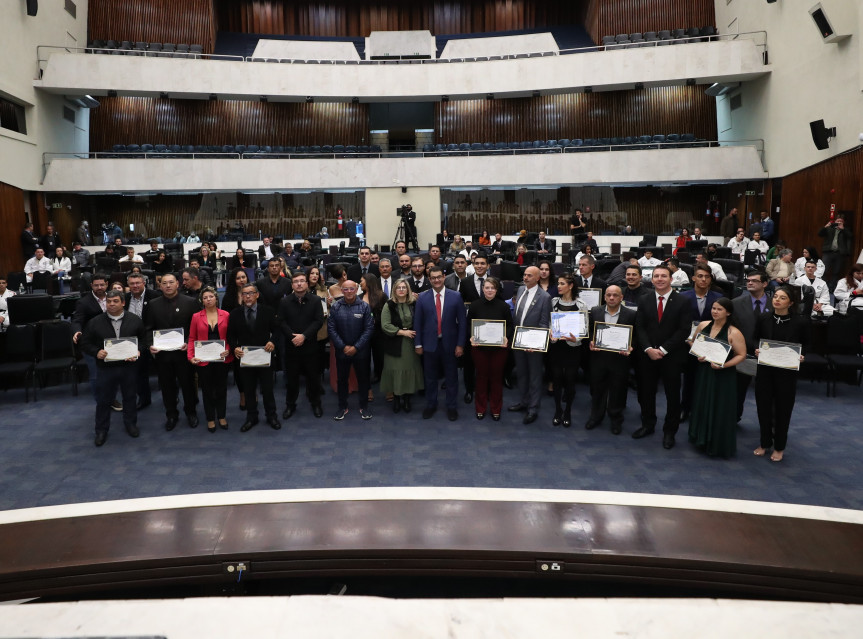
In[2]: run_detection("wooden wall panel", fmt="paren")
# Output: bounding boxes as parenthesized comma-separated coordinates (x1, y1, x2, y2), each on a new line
(90, 98, 370, 150)
(584, 0, 714, 43)
(778, 148, 863, 263)
(88, 0, 216, 53)
(436, 87, 717, 144)
(215, 1, 584, 37)
(0, 182, 28, 275)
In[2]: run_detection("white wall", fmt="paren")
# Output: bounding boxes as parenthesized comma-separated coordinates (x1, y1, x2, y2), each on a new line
(440, 33, 559, 58)
(714, 0, 863, 177)
(0, 1, 88, 191)
(364, 187, 441, 249)
(41, 147, 768, 193)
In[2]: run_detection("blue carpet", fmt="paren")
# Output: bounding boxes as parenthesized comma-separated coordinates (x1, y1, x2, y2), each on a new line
(1, 373, 860, 511)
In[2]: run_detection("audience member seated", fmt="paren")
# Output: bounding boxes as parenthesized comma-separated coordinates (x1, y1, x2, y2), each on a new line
(765, 248, 795, 288)
(477, 230, 492, 247)
(515, 243, 528, 265)
(71, 241, 91, 268)
(449, 235, 466, 254)
(667, 257, 689, 287)
(833, 263, 863, 314)
(581, 232, 599, 254)
(534, 231, 555, 256)
(258, 235, 279, 265)
(794, 246, 825, 279)
(638, 249, 661, 268)
(793, 259, 833, 316)
(24, 247, 52, 283)
(727, 228, 749, 258)
(674, 228, 691, 256)
(118, 247, 144, 263)
(694, 251, 728, 282)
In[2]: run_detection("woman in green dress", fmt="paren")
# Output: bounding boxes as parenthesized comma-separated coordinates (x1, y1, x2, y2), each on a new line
(380, 278, 424, 413)
(687, 297, 747, 458)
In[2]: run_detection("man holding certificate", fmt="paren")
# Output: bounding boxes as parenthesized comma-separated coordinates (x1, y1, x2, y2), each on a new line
(634, 265, 691, 449)
(508, 266, 552, 424)
(82, 289, 146, 447)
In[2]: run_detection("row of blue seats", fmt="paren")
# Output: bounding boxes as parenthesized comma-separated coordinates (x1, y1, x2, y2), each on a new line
(422, 134, 706, 154)
(103, 144, 384, 158)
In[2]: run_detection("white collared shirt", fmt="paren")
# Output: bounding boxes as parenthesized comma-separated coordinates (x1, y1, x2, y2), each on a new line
(433, 287, 446, 335)
(516, 285, 538, 324)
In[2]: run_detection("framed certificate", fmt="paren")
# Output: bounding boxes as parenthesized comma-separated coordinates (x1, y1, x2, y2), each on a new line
(757, 339, 802, 371)
(152, 328, 184, 351)
(471, 319, 506, 346)
(689, 333, 731, 366)
(512, 326, 550, 352)
(551, 311, 588, 339)
(240, 345, 272, 367)
(104, 337, 138, 362)
(194, 340, 226, 362)
(688, 321, 701, 340)
(577, 288, 602, 309)
(593, 322, 633, 353)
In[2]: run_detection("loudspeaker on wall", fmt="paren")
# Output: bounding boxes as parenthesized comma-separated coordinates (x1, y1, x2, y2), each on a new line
(26, 0, 38, 16)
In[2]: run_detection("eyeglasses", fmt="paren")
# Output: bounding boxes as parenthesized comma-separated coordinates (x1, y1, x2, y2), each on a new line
(241, 291, 257, 296)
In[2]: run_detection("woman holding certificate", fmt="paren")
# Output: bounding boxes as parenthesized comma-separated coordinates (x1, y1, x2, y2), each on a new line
(466, 277, 513, 420)
(687, 298, 746, 458)
(380, 279, 424, 413)
(753, 286, 809, 462)
(549, 272, 589, 427)
(187, 286, 232, 433)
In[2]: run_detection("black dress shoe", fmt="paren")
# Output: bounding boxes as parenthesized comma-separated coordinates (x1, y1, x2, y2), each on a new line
(94, 431, 108, 447)
(135, 400, 151, 411)
(611, 423, 623, 435)
(282, 406, 295, 420)
(562, 411, 572, 428)
(552, 410, 563, 426)
(631, 426, 655, 439)
(402, 396, 412, 413)
(476, 412, 485, 420)
(240, 418, 259, 432)
(503, 378, 514, 389)
(508, 403, 527, 412)
(584, 420, 599, 430)
(523, 412, 538, 425)
(491, 414, 501, 421)
(663, 433, 676, 449)
(447, 409, 458, 421)
(268, 416, 282, 430)
(164, 417, 178, 431)
(463, 391, 473, 404)
(313, 405, 323, 418)
(187, 415, 199, 429)
(125, 424, 140, 438)
(422, 407, 436, 419)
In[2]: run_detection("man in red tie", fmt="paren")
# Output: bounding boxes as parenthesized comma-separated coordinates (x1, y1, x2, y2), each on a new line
(633, 264, 691, 449)
(413, 266, 467, 421)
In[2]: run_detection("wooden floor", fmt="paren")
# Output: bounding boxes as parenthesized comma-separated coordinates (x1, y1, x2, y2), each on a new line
(2, 497, 863, 602)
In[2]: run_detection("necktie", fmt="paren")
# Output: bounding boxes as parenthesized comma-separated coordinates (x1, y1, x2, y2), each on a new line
(362, 266, 367, 275)
(435, 292, 442, 336)
(754, 298, 762, 315)
(246, 306, 255, 328)
(657, 295, 664, 322)
(582, 277, 588, 287)
(478, 277, 484, 293)
(515, 293, 527, 324)
(383, 279, 389, 296)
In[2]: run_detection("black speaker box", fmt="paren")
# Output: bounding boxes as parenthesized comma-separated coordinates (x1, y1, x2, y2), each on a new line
(811, 8, 834, 38)
(809, 119, 835, 150)
(26, 0, 37, 17)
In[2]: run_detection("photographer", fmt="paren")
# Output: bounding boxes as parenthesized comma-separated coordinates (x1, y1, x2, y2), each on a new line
(818, 216, 853, 289)
(398, 204, 419, 252)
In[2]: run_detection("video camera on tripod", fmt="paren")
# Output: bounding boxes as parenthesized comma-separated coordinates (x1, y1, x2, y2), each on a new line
(396, 204, 416, 223)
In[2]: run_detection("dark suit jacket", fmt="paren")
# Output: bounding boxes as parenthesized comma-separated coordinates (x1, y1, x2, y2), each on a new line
(579, 275, 607, 295)
(634, 289, 691, 362)
(124, 289, 161, 317)
(143, 293, 200, 346)
(409, 276, 431, 294)
(413, 287, 467, 353)
(589, 304, 638, 355)
(458, 274, 485, 303)
(255, 276, 291, 310)
(258, 244, 280, 261)
(534, 238, 556, 254)
(732, 293, 773, 353)
(227, 303, 278, 349)
(82, 312, 146, 368)
(513, 286, 552, 329)
(681, 289, 723, 322)
(21, 230, 40, 260)
(347, 262, 379, 283)
(72, 292, 106, 336)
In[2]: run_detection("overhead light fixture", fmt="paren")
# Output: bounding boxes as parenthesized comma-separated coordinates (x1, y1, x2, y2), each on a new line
(107, 90, 117, 98)
(634, 82, 644, 90)
(208, 93, 217, 101)
(351, 97, 359, 104)
(159, 91, 169, 99)
(584, 86, 593, 94)
(306, 96, 314, 103)
(686, 78, 696, 86)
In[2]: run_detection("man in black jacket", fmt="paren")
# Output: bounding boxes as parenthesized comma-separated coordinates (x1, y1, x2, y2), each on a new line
(125, 273, 161, 410)
(347, 246, 380, 283)
(82, 290, 146, 446)
(458, 254, 491, 402)
(21, 223, 40, 261)
(228, 283, 280, 432)
(145, 273, 200, 430)
(278, 271, 324, 419)
(73, 273, 110, 402)
(255, 258, 291, 310)
(39, 223, 61, 255)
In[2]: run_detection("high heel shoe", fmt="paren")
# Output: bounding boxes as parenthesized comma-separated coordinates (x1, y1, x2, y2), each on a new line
(491, 414, 501, 421)
(562, 407, 572, 428)
(219, 420, 228, 430)
(552, 409, 563, 427)
(476, 412, 485, 420)
(207, 422, 216, 433)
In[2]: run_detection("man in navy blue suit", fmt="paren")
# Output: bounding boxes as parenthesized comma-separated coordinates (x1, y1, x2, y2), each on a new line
(414, 265, 467, 421)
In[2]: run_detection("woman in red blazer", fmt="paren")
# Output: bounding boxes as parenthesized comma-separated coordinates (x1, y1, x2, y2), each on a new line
(187, 286, 233, 432)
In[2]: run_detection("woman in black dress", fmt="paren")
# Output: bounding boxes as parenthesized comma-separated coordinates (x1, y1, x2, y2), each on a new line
(221, 266, 250, 409)
(548, 272, 589, 427)
(754, 286, 809, 462)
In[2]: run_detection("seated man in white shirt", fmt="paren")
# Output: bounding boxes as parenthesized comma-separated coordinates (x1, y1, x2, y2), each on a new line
(694, 251, 728, 282)
(667, 257, 690, 287)
(0, 276, 14, 331)
(638, 249, 662, 268)
(24, 247, 52, 283)
(118, 247, 144, 263)
(794, 258, 833, 315)
(727, 228, 749, 258)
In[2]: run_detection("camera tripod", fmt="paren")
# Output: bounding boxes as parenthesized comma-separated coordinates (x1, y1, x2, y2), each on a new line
(393, 218, 419, 252)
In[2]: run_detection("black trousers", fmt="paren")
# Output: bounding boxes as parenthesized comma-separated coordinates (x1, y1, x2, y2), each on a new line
(154, 350, 197, 419)
(459, 344, 475, 393)
(240, 365, 277, 420)
(371, 330, 385, 381)
(336, 352, 371, 410)
(589, 354, 630, 426)
(135, 350, 151, 403)
(736, 371, 753, 421)
(681, 356, 698, 412)
(284, 343, 321, 408)
(550, 344, 580, 409)
(197, 362, 228, 421)
(637, 354, 683, 435)
(822, 250, 843, 289)
(755, 367, 798, 451)
(95, 364, 137, 434)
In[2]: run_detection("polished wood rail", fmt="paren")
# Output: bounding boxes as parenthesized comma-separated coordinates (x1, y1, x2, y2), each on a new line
(1, 499, 861, 601)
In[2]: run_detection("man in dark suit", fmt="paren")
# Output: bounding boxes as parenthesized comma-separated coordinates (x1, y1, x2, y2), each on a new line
(585, 285, 637, 434)
(257, 235, 278, 266)
(732, 271, 772, 422)
(82, 289, 147, 447)
(21, 223, 39, 261)
(623, 265, 652, 308)
(408, 256, 431, 295)
(678, 264, 723, 421)
(581, 232, 599, 254)
(72, 273, 110, 402)
(490, 233, 505, 258)
(457, 254, 490, 402)
(255, 258, 291, 310)
(227, 282, 280, 431)
(576, 255, 607, 294)
(414, 265, 467, 421)
(39, 223, 61, 256)
(145, 273, 200, 431)
(278, 271, 324, 420)
(534, 232, 555, 256)
(633, 264, 691, 449)
(347, 246, 379, 283)
(508, 265, 552, 424)
(124, 272, 161, 410)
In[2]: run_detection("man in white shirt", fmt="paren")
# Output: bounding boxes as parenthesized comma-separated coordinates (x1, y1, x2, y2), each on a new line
(794, 259, 833, 315)
(0, 276, 15, 331)
(24, 248, 52, 283)
(118, 247, 144, 263)
(667, 258, 689, 287)
(727, 228, 749, 258)
(638, 249, 661, 268)
(695, 251, 728, 282)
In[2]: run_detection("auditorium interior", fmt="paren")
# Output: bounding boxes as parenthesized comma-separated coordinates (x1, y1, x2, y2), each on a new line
(0, 0, 862, 635)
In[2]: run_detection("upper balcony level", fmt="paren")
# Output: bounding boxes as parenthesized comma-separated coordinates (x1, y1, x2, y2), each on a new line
(35, 32, 769, 103)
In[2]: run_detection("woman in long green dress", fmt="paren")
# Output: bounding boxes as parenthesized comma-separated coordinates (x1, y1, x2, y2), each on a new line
(380, 278, 424, 413)
(687, 297, 747, 458)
